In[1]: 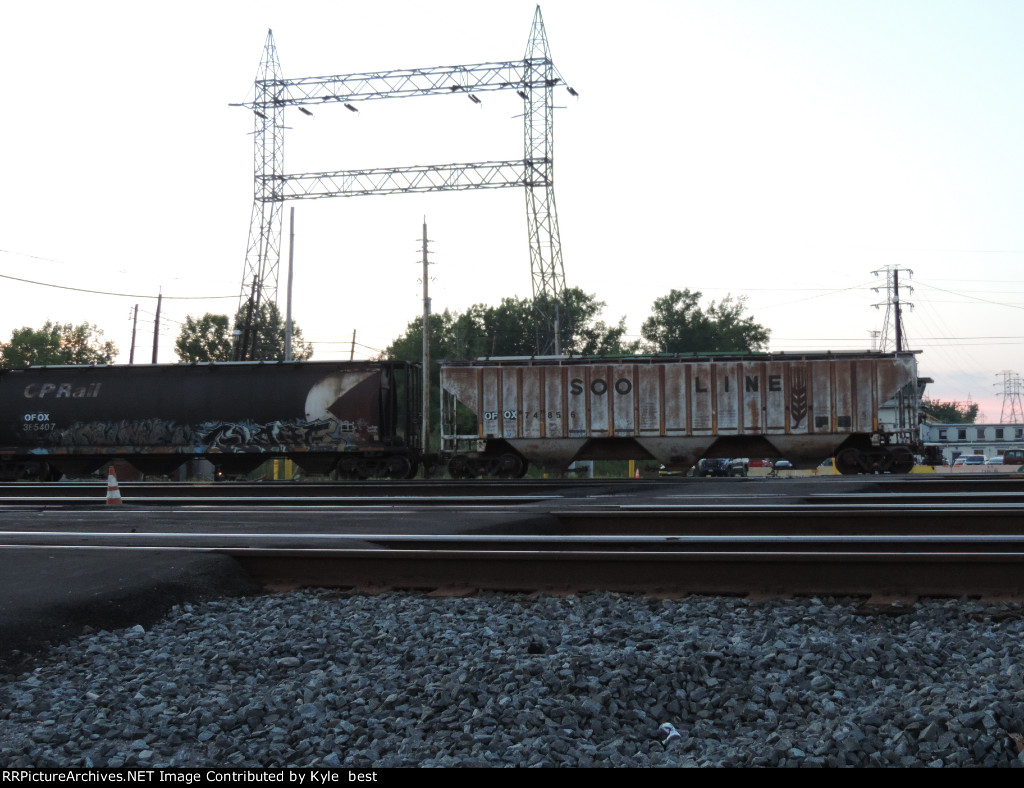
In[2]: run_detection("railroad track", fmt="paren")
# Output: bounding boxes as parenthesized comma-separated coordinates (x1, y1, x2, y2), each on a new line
(2, 473, 1024, 506)
(2, 488, 1023, 597)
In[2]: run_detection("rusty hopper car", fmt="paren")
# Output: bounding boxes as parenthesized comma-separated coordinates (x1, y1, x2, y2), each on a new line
(0, 360, 421, 481)
(440, 351, 921, 477)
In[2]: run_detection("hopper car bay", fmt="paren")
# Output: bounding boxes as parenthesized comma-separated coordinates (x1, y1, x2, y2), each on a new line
(0, 351, 920, 481)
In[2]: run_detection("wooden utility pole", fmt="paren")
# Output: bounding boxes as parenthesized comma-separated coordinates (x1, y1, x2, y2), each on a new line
(239, 278, 258, 361)
(420, 218, 432, 466)
(129, 304, 138, 364)
(285, 206, 295, 361)
(151, 291, 162, 364)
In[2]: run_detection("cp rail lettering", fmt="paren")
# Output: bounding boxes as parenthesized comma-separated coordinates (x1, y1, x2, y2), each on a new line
(23, 382, 102, 399)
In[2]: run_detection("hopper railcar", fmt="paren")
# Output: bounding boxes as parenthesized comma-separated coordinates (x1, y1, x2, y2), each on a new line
(0, 360, 421, 481)
(440, 351, 922, 477)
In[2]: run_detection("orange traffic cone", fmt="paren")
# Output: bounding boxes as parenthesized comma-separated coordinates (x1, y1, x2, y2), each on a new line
(106, 465, 123, 505)
(634, 468, 640, 479)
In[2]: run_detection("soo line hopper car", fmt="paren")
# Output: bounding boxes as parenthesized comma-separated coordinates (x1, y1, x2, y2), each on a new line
(0, 360, 421, 481)
(440, 351, 922, 477)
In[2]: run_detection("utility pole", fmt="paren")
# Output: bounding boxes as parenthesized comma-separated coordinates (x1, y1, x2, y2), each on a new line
(419, 218, 434, 468)
(129, 305, 139, 365)
(151, 291, 162, 364)
(871, 266, 914, 352)
(238, 278, 258, 361)
(349, 329, 356, 361)
(285, 207, 295, 361)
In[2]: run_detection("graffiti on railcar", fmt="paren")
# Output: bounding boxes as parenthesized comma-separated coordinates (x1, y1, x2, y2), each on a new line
(201, 417, 359, 452)
(42, 416, 375, 453)
(51, 419, 199, 448)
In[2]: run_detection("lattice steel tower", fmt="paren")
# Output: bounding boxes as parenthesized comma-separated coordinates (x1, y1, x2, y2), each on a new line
(995, 371, 1024, 423)
(233, 6, 576, 357)
(871, 266, 914, 352)
(238, 30, 285, 355)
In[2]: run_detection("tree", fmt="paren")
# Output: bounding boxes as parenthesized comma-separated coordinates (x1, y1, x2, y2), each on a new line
(541, 289, 638, 356)
(0, 321, 117, 368)
(640, 289, 770, 353)
(920, 397, 979, 424)
(385, 289, 638, 365)
(174, 314, 233, 362)
(175, 303, 313, 362)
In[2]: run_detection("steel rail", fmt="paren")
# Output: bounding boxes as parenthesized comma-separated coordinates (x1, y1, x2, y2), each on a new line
(5, 531, 1024, 550)
(0, 495, 563, 507)
(6, 544, 1015, 596)
(3, 544, 1024, 559)
(1, 476, 1022, 499)
(4, 538, 1022, 595)
(7, 530, 1024, 543)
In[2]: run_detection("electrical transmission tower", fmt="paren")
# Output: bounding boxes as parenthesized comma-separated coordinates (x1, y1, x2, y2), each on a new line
(237, 30, 285, 359)
(232, 6, 576, 358)
(995, 370, 1024, 423)
(871, 266, 913, 352)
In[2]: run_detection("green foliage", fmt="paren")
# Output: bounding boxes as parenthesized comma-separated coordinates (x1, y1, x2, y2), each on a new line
(238, 302, 314, 362)
(386, 288, 638, 364)
(0, 321, 117, 368)
(538, 289, 639, 356)
(175, 303, 313, 362)
(920, 397, 979, 424)
(640, 289, 770, 354)
(174, 314, 233, 362)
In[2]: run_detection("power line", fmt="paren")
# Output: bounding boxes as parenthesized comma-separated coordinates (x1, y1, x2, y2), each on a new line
(758, 281, 874, 310)
(915, 280, 1024, 311)
(0, 272, 235, 300)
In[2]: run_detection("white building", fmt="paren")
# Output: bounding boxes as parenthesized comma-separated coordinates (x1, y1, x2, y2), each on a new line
(920, 422, 1024, 465)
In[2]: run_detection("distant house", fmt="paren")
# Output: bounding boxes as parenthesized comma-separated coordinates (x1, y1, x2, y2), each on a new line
(920, 421, 1024, 465)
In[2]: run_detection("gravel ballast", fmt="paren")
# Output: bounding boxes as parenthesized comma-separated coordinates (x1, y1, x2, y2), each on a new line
(1, 591, 1023, 768)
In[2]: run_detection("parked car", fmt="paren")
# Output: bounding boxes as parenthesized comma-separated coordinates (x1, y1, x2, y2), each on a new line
(696, 458, 749, 477)
(953, 455, 987, 466)
(1002, 449, 1024, 466)
(985, 457, 1004, 465)
(813, 457, 838, 476)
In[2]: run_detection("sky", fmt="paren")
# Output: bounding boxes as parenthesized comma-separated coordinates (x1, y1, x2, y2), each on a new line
(2, 0, 1023, 422)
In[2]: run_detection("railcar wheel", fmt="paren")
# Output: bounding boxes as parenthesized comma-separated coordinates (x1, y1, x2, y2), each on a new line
(495, 452, 526, 479)
(41, 463, 63, 482)
(835, 448, 863, 475)
(384, 455, 412, 480)
(447, 455, 474, 479)
(868, 449, 895, 474)
(337, 458, 367, 481)
(889, 447, 916, 474)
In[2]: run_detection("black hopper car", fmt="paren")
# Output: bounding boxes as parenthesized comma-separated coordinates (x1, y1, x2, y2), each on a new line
(0, 361, 421, 481)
